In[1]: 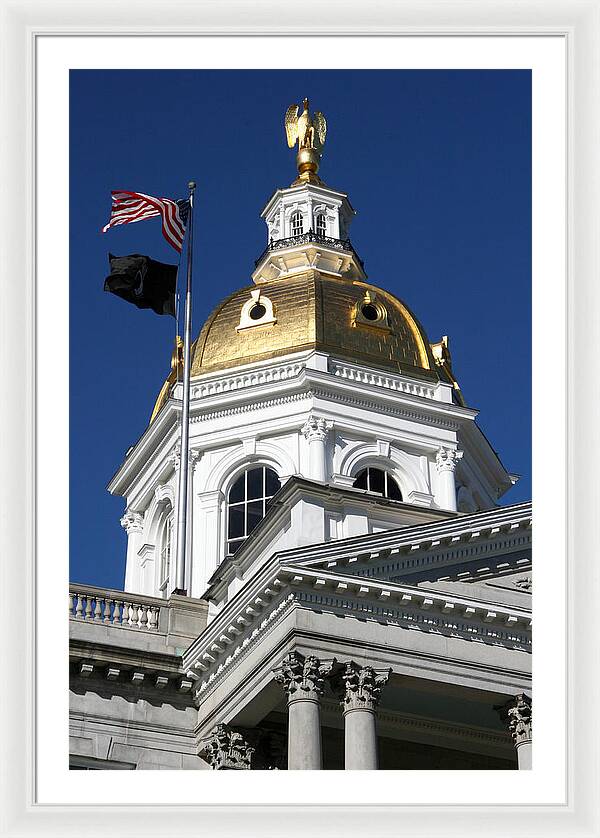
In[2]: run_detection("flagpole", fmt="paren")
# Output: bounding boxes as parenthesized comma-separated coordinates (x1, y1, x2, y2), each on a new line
(174, 180, 196, 595)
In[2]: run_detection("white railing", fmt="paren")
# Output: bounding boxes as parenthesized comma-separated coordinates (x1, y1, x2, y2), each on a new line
(330, 360, 437, 399)
(69, 584, 163, 632)
(191, 361, 304, 400)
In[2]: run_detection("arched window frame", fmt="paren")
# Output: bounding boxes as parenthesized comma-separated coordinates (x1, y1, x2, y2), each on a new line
(353, 466, 403, 501)
(158, 508, 174, 596)
(225, 465, 281, 555)
(315, 212, 327, 237)
(290, 210, 304, 237)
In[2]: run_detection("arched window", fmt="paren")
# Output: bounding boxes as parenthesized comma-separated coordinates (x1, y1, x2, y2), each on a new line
(353, 467, 402, 501)
(315, 213, 327, 237)
(227, 466, 281, 555)
(291, 211, 304, 237)
(159, 512, 173, 596)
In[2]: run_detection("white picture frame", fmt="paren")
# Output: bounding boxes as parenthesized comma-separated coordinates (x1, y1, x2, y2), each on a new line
(1, 1, 598, 835)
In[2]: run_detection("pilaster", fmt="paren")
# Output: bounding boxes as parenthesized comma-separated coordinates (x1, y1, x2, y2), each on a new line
(301, 414, 333, 482)
(435, 446, 463, 512)
(120, 510, 144, 592)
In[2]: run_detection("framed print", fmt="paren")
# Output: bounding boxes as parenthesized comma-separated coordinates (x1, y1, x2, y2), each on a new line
(1, 1, 598, 836)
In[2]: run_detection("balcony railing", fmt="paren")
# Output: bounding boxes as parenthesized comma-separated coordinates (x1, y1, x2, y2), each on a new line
(69, 584, 164, 632)
(254, 231, 364, 269)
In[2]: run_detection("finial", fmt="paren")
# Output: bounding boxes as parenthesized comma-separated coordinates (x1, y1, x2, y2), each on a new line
(284, 98, 327, 185)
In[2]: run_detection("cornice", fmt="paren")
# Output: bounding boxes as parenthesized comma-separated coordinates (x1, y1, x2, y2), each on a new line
(69, 642, 193, 695)
(184, 556, 531, 702)
(191, 389, 312, 424)
(279, 501, 532, 569)
(107, 402, 180, 497)
(260, 182, 352, 218)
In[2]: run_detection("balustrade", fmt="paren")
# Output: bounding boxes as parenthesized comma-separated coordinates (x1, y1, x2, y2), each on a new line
(69, 586, 161, 632)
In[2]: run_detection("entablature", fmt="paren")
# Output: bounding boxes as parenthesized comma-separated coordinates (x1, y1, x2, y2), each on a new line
(183, 551, 532, 706)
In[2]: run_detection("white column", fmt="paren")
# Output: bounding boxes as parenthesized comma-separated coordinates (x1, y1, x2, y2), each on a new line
(301, 415, 333, 483)
(497, 693, 532, 770)
(435, 447, 463, 512)
(120, 511, 144, 592)
(335, 662, 390, 770)
(274, 651, 335, 770)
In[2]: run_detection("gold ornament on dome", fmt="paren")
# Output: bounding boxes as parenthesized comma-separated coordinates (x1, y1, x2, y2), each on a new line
(284, 98, 327, 185)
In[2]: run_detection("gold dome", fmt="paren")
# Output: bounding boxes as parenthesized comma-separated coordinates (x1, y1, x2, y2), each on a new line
(150, 271, 440, 422)
(191, 271, 437, 375)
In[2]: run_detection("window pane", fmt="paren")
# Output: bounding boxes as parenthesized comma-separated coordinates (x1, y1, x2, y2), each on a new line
(246, 467, 263, 501)
(228, 504, 245, 539)
(229, 473, 245, 503)
(246, 501, 263, 535)
(228, 539, 243, 555)
(387, 475, 402, 500)
(292, 212, 303, 235)
(265, 468, 281, 497)
(354, 469, 368, 490)
(369, 468, 385, 495)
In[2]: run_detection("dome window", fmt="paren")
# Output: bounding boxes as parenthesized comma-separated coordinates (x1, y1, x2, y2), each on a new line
(315, 213, 327, 237)
(353, 467, 402, 501)
(353, 290, 389, 329)
(237, 289, 277, 331)
(227, 466, 281, 555)
(361, 302, 379, 321)
(291, 211, 304, 237)
(249, 302, 267, 321)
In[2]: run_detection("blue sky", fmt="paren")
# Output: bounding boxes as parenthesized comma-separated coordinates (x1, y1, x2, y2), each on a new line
(70, 69, 531, 590)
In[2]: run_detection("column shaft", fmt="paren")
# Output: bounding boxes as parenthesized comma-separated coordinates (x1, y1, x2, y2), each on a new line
(344, 707, 378, 770)
(288, 699, 322, 770)
(435, 448, 462, 512)
(308, 438, 327, 482)
(516, 740, 532, 770)
(439, 469, 458, 512)
(333, 662, 391, 771)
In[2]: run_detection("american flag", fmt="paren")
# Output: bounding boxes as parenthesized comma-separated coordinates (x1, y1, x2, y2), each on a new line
(102, 190, 189, 253)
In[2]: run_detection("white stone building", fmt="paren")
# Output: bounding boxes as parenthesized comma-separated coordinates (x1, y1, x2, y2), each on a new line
(69, 105, 531, 771)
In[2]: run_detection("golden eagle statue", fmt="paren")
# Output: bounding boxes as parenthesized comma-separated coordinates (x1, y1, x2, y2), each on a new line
(284, 98, 327, 184)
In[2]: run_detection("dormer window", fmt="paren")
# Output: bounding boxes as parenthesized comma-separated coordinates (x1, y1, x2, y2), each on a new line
(291, 211, 304, 237)
(315, 213, 327, 237)
(237, 289, 277, 331)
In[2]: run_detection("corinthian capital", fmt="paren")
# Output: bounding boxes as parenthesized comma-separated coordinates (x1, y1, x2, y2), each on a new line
(273, 651, 336, 702)
(198, 724, 254, 770)
(120, 510, 143, 534)
(169, 445, 201, 472)
(301, 414, 333, 443)
(333, 662, 391, 713)
(436, 446, 463, 473)
(496, 693, 532, 746)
